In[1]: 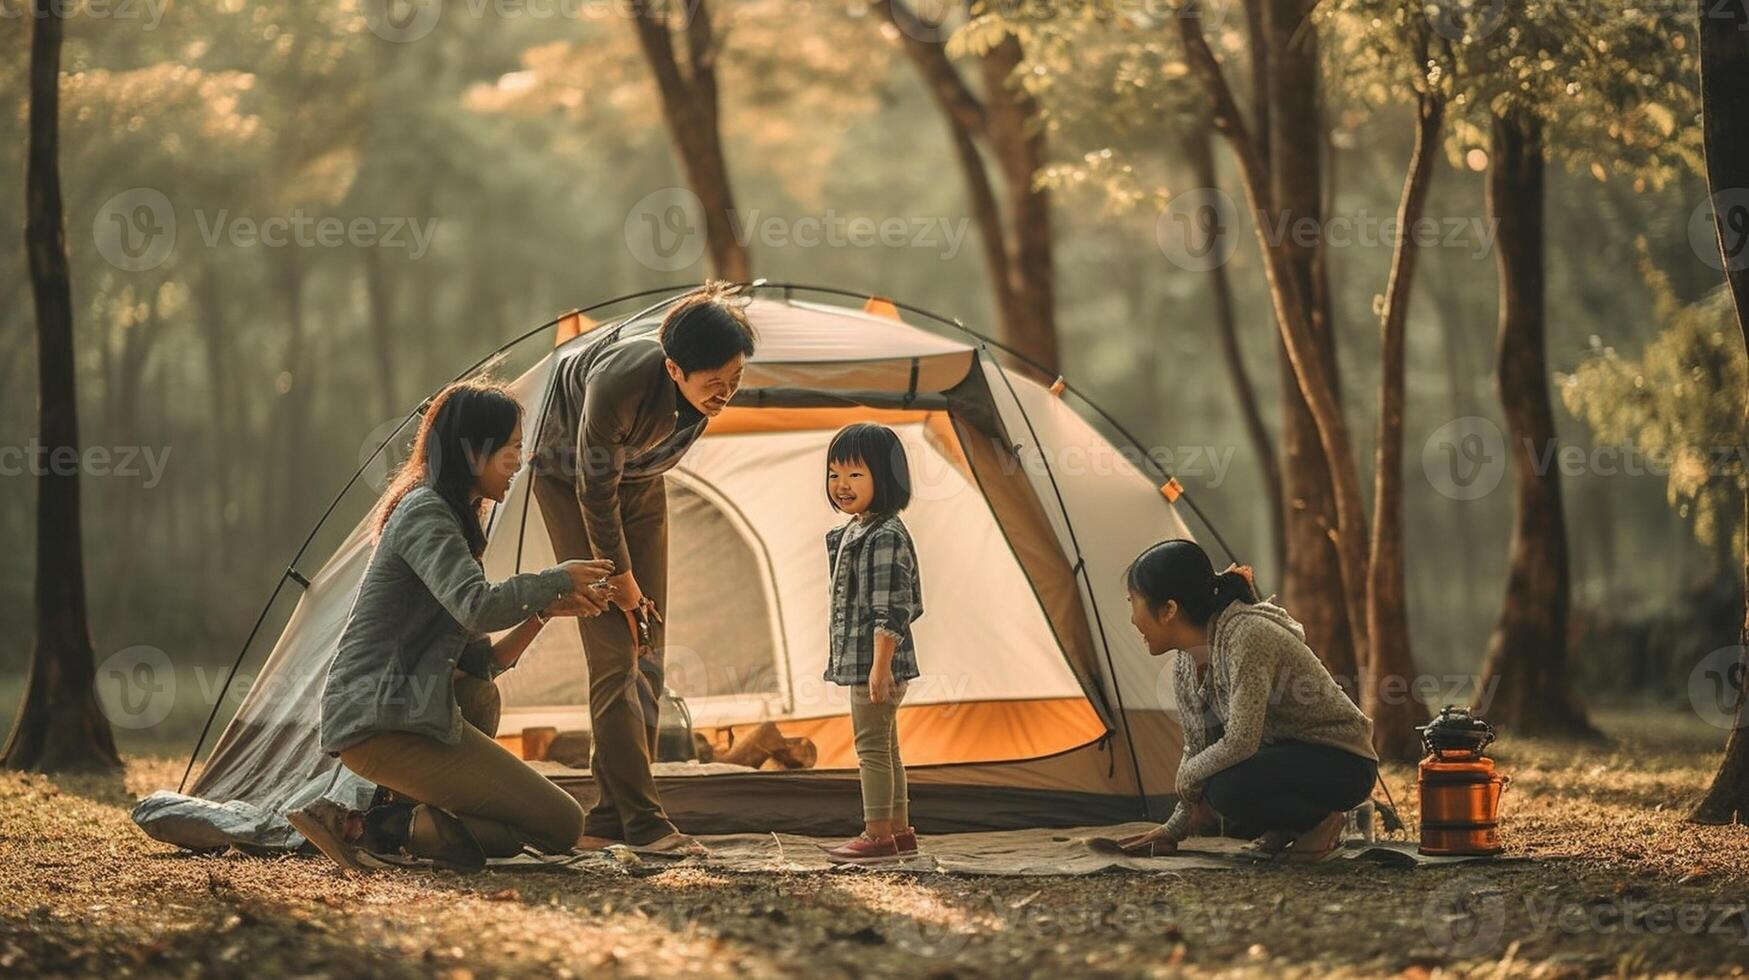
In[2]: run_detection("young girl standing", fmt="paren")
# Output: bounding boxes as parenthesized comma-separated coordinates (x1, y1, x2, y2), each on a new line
(820, 423, 925, 865)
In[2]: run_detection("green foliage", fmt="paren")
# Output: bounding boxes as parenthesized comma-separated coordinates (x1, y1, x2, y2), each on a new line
(1561, 253, 1746, 553)
(980, 4, 1216, 217)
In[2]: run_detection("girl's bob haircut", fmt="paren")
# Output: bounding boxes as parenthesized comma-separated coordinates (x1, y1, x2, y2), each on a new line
(826, 422, 913, 516)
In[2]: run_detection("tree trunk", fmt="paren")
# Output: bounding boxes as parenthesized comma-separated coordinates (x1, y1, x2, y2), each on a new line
(978, 32, 1059, 372)
(1185, 127, 1285, 577)
(1472, 112, 1592, 736)
(1241, 0, 1270, 166)
(1179, 5, 1374, 696)
(629, 0, 752, 282)
(947, 122, 1024, 336)
(2, 2, 123, 774)
(1692, 0, 1749, 825)
(1262, 0, 1352, 685)
(1261, 0, 1358, 692)
(1366, 81, 1443, 760)
(877, 0, 1060, 373)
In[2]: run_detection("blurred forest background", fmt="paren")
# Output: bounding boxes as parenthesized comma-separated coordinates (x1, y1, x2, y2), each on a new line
(1, 0, 1742, 753)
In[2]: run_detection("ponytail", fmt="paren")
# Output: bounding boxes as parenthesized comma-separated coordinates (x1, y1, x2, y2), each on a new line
(1125, 539, 1257, 626)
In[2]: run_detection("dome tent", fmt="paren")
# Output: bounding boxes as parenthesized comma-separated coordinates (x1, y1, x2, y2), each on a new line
(181, 283, 1231, 837)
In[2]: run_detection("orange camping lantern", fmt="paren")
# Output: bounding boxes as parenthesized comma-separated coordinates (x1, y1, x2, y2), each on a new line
(1417, 706, 1509, 856)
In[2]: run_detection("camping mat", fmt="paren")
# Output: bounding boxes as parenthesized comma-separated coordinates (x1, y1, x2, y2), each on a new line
(470, 823, 1535, 877)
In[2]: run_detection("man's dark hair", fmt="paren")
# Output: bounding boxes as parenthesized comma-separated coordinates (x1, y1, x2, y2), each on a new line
(660, 281, 757, 375)
(826, 422, 913, 516)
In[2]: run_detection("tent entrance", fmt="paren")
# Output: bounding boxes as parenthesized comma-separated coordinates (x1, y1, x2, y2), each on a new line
(493, 396, 1109, 770)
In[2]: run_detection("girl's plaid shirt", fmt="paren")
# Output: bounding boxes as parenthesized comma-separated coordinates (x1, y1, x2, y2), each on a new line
(823, 513, 924, 685)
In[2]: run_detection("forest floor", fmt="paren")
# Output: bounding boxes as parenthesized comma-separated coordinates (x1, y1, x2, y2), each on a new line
(3, 706, 1747, 979)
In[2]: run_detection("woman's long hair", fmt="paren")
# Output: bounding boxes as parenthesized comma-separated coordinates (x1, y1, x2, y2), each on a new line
(372, 380, 522, 559)
(1124, 539, 1257, 626)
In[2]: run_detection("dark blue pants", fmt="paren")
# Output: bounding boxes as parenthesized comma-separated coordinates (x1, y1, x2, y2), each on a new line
(1202, 741, 1377, 834)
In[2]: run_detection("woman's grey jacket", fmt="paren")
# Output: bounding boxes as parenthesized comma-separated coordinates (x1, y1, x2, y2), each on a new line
(319, 486, 573, 754)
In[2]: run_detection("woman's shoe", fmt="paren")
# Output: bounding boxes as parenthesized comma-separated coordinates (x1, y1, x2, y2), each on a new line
(287, 799, 373, 874)
(824, 833, 902, 866)
(406, 804, 487, 872)
(1285, 811, 1347, 864)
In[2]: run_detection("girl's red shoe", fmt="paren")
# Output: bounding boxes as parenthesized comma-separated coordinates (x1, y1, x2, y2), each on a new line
(824, 833, 902, 865)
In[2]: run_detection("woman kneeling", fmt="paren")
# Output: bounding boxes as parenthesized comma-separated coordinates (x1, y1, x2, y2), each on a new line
(290, 381, 616, 871)
(1119, 540, 1378, 862)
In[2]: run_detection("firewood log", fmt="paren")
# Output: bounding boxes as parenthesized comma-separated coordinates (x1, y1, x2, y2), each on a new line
(772, 737, 817, 770)
(719, 721, 786, 768)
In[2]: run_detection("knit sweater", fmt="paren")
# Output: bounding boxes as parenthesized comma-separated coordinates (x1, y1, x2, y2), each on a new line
(1161, 599, 1378, 841)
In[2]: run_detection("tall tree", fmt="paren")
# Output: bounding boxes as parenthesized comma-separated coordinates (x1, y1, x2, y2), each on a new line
(1447, 0, 1698, 736)
(1009, 22, 1288, 570)
(1177, 5, 1378, 741)
(629, 0, 752, 282)
(1258, 0, 1359, 700)
(1360, 24, 1449, 752)
(1692, 0, 1749, 824)
(876, 0, 1060, 372)
(1471, 109, 1591, 734)
(1184, 127, 1286, 576)
(3, 1, 123, 774)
